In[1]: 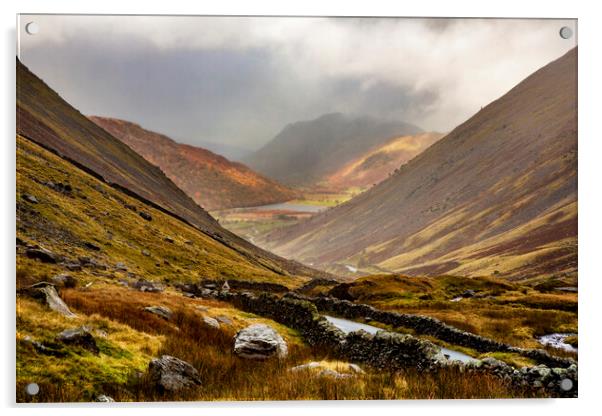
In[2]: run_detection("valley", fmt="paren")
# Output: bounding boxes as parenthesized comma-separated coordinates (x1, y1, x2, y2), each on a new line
(16, 42, 578, 402)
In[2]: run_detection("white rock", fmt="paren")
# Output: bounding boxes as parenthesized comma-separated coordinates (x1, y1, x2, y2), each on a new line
(233, 324, 287, 359)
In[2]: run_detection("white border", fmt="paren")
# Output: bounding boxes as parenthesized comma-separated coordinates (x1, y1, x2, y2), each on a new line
(2, 1, 600, 416)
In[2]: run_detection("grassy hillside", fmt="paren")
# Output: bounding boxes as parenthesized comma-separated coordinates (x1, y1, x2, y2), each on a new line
(324, 132, 443, 190)
(263, 48, 577, 282)
(90, 117, 298, 210)
(16, 58, 328, 281)
(16, 135, 304, 287)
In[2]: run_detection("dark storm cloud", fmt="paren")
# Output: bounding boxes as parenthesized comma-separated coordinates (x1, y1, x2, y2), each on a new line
(18, 15, 576, 152)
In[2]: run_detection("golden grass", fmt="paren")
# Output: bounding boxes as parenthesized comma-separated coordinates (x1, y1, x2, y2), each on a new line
(17, 282, 542, 402)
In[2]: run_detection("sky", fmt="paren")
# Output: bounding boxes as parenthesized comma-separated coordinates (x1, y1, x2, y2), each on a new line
(18, 15, 577, 153)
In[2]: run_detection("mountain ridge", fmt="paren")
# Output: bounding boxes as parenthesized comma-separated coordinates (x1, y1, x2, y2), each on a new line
(244, 112, 423, 186)
(261, 48, 578, 282)
(89, 116, 298, 211)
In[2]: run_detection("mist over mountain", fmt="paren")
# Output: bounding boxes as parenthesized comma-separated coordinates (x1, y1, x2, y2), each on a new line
(244, 113, 422, 186)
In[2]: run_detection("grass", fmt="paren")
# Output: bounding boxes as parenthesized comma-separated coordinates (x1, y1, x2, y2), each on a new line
(17, 283, 541, 402)
(323, 274, 577, 353)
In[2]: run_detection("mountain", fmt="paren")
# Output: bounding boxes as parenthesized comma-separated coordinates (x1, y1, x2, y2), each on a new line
(243, 113, 423, 186)
(16, 58, 328, 280)
(261, 48, 577, 282)
(89, 117, 298, 211)
(324, 132, 443, 190)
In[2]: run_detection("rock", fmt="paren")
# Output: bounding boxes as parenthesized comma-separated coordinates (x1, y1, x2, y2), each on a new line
(63, 262, 82, 271)
(462, 290, 476, 298)
(215, 315, 232, 325)
(115, 262, 128, 271)
(290, 362, 321, 372)
(132, 280, 164, 292)
(95, 394, 115, 402)
(22, 335, 66, 357)
(22, 194, 38, 204)
(26, 247, 61, 263)
(56, 327, 99, 354)
(202, 316, 220, 329)
(148, 355, 202, 392)
(196, 306, 209, 312)
(78, 256, 107, 270)
(164, 236, 175, 243)
(348, 363, 364, 374)
(144, 306, 173, 320)
(51, 274, 77, 288)
(84, 242, 101, 251)
(222, 281, 230, 291)
(233, 324, 288, 360)
(139, 211, 152, 221)
(24, 282, 76, 318)
(184, 240, 193, 245)
(318, 369, 352, 379)
(142, 249, 151, 257)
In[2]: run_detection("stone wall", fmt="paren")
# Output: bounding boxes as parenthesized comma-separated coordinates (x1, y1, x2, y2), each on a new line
(303, 294, 575, 369)
(203, 290, 577, 397)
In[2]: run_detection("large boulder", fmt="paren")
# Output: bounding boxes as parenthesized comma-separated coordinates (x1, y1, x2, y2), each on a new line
(233, 324, 288, 360)
(56, 327, 99, 354)
(148, 355, 202, 392)
(23, 282, 76, 318)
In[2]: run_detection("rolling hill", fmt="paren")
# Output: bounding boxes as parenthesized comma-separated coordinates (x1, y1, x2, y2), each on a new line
(324, 132, 443, 190)
(16, 58, 328, 281)
(244, 113, 423, 186)
(89, 117, 298, 211)
(261, 48, 578, 282)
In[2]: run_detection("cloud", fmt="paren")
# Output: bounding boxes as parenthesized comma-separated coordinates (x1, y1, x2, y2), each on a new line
(18, 15, 576, 151)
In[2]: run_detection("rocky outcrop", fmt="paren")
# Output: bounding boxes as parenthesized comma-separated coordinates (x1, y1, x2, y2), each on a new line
(233, 324, 288, 359)
(25, 247, 62, 263)
(56, 327, 99, 354)
(132, 280, 164, 293)
(22, 282, 76, 318)
(148, 355, 202, 392)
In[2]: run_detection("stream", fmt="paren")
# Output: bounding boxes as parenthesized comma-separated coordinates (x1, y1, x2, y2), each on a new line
(537, 333, 577, 352)
(324, 315, 477, 363)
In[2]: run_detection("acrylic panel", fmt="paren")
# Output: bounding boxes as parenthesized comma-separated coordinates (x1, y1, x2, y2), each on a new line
(16, 15, 577, 403)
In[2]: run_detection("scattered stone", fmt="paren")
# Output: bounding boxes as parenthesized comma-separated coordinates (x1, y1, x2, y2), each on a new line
(233, 324, 288, 360)
(22, 335, 66, 357)
(348, 363, 364, 374)
(63, 262, 82, 271)
(202, 316, 220, 329)
(51, 274, 77, 288)
(139, 211, 152, 221)
(22, 194, 38, 204)
(23, 282, 76, 318)
(318, 368, 352, 379)
(115, 262, 128, 271)
(56, 327, 99, 354)
(148, 355, 202, 392)
(26, 247, 61, 263)
(290, 362, 321, 372)
(462, 290, 476, 298)
(95, 394, 115, 402)
(221, 281, 230, 291)
(164, 236, 175, 243)
(78, 256, 107, 270)
(184, 240, 193, 245)
(132, 280, 164, 293)
(141, 249, 151, 257)
(84, 242, 101, 251)
(125, 204, 137, 212)
(144, 306, 173, 320)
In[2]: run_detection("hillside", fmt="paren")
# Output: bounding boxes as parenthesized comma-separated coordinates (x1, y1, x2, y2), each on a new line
(89, 117, 298, 210)
(262, 48, 578, 282)
(244, 113, 422, 186)
(324, 132, 443, 190)
(16, 58, 328, 281)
